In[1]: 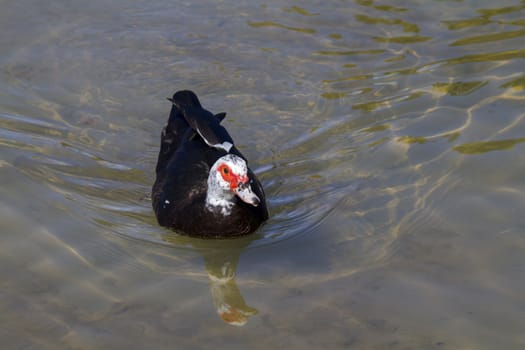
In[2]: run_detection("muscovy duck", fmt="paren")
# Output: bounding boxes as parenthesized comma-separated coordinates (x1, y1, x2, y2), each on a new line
(152, 90, 269, 238)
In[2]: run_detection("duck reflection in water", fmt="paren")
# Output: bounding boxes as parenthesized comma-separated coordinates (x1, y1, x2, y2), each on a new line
(164, 234, 259, 326)
(203, 246, 258, 326)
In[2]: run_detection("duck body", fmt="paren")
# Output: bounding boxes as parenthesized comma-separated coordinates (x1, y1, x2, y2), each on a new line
(152, 90, 268, 238)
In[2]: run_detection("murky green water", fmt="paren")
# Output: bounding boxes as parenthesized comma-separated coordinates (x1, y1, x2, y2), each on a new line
(1, 0, 525, 348)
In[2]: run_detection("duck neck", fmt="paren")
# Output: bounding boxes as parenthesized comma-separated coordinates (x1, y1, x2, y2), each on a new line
(206, 178, 235, 216)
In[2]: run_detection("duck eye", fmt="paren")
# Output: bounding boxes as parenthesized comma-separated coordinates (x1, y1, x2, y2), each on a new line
(222, 167, 229, 175)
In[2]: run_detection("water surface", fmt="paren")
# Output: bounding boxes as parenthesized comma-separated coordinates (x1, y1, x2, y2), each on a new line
(1, 0, 525, 349)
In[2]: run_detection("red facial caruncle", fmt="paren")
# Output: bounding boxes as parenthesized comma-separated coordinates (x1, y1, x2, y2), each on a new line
(217, 163, 249, 190)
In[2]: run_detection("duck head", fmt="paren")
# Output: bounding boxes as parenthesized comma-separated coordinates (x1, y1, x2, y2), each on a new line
(206, 154, 260, 215)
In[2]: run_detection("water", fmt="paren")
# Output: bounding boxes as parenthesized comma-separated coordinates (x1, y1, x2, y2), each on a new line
(1, 0, 525, 348)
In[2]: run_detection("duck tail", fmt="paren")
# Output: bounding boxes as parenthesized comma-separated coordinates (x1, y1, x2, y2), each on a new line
(156, 91, 200, 174)
(165, 90, 202, 131)
(168, 90, 202, 109)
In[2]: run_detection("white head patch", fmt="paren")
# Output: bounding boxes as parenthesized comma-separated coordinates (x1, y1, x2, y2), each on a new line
(205, 154, 259, 215)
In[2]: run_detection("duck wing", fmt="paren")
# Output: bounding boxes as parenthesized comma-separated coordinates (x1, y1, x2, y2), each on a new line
(169, 90, 235, 153)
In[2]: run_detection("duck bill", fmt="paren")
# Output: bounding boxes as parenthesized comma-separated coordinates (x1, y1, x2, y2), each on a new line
(234, 182, 260, 207)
